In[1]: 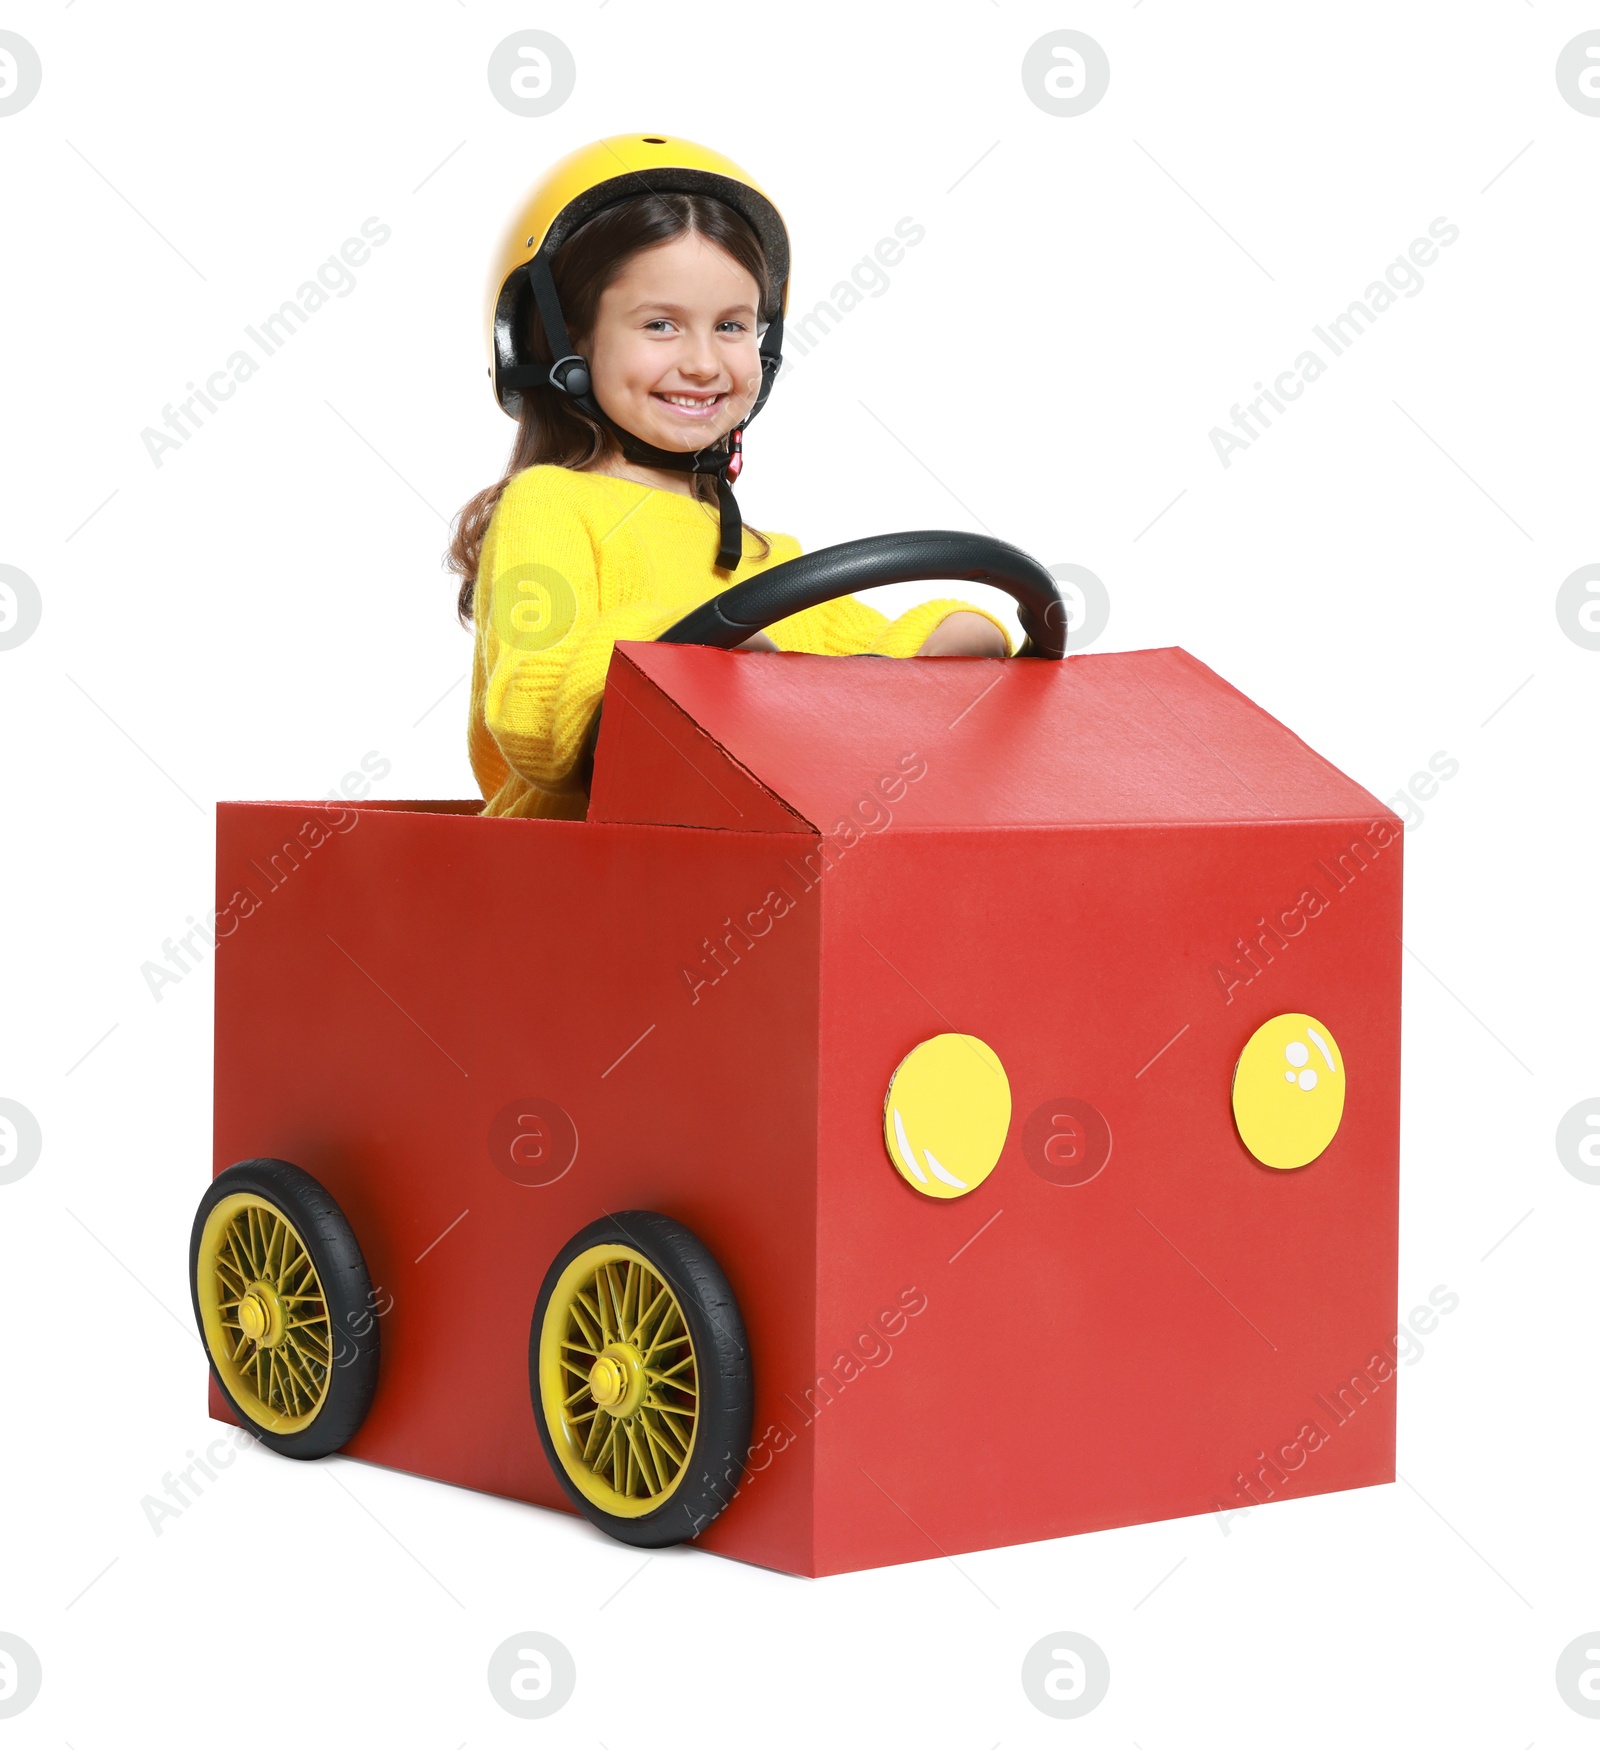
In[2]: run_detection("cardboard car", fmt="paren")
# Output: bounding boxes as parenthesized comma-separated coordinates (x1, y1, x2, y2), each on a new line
(191, 532, 1401, 1577)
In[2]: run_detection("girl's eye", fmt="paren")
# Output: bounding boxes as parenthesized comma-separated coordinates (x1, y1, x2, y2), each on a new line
(643, 319, 749, 334)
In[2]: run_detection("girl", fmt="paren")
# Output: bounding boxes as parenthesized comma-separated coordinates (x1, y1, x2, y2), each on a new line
(450, 135, 1013, 821)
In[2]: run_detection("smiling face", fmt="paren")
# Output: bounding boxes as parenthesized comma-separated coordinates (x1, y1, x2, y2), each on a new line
(582, 230, 764, 454)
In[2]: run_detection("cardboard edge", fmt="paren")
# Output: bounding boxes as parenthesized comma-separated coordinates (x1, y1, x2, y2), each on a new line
(1167, 646, 1404, 826)
(606, 643, 819, 833)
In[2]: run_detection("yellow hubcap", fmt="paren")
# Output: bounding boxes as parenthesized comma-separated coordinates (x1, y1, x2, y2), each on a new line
(236, 1286, 281, 1346)
(196, 1194, 334, 1434)
(587, 1343, 647, 1416)
(589, 1354, 626, 1406)
(540, 1246, 698, 1518)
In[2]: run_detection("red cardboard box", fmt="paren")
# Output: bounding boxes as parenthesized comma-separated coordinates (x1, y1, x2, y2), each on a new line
(211, 641, 1401, 1576)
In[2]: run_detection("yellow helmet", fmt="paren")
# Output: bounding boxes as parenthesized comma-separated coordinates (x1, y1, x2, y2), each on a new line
(484, 133, 791, 572)
(486, 132, 790, 420)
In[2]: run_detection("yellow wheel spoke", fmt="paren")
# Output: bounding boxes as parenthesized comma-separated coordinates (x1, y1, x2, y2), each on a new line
(275, 1350, 295, 1415)
(648, 1355, 696, 1386)
(630, 1283, 668, 1344)
(285, 1337, 322, 1379)
(586, 1279, 611, 1345)
(281, 1253, 315, 1296)
(276, 1233, 304, 1289)
(641, 1413, 682, 1479)
(618, 1260, 635, 1334)
(619, 1407, 644, 1491)
(591, 1417, 616, 1472)
(645, 1405, 690, 1451)
(569, 1296, 602, 1351)
(645, 1387, 697, 1414)
(280, 1339, 318, 1392)
(622, 1419, 660, 1497)
(643, 1319, 690, 1366)
(273, 1218, 295, 1285)
(645, 1391, 695, 1419)
(599, 1265, 622, 1343)
(602, 1411, 619, 1490)
(227, 1222, 254, 1284)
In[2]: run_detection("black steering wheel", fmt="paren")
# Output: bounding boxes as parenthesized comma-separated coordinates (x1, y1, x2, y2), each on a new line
(658, 530, 1069, 659)
(576, 531, 1070, 790)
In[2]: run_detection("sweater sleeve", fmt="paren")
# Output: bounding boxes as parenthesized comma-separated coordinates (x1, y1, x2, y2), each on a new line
(761, 537, 1016, 658)
(476, 485, 675, 793)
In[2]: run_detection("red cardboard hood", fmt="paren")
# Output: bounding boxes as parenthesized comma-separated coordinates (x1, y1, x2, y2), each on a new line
(587, 641, 1391, 834)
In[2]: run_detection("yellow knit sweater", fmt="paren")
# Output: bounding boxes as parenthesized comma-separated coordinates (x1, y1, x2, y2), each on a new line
(469, 464, 1014, 820)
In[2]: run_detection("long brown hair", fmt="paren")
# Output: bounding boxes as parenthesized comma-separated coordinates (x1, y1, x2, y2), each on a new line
(449, 192, 776, 625)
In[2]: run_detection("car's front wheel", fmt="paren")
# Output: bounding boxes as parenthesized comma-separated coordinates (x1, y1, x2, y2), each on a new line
(529, 1211, 752, 1547)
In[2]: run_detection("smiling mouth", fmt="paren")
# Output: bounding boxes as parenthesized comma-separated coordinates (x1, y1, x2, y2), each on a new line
(652, 391, 726, 417)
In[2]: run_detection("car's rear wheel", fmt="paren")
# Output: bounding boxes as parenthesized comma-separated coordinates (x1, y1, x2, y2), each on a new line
(189, 1158, 380, 1458)
(530, 1211, 752, 1547)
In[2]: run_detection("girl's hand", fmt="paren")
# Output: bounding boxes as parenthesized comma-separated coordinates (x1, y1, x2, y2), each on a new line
(734, 630, 779, 652)
(915, 611, 1009, 658)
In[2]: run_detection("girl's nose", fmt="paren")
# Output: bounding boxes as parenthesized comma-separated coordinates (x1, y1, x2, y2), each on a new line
(676, 328, 723, 382)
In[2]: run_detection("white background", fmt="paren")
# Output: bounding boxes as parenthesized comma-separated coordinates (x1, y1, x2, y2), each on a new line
(2, 2, 1597, 1743)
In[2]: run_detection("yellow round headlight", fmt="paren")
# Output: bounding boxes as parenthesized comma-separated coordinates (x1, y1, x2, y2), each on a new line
(1232, 1012, 1346, 1169)
(883, 1033, 1011, 1199)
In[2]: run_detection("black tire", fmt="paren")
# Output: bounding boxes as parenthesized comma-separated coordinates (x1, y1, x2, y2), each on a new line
(189, 1158, 380, 1459)
(529, 1210, 752, 1548)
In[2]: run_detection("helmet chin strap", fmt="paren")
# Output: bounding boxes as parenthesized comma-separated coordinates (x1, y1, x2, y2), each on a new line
(519, 253, 784, 573)
(609, 419, 747, 576)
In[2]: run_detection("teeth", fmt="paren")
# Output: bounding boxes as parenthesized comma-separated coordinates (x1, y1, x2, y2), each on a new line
(659, 393, 719, 408)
